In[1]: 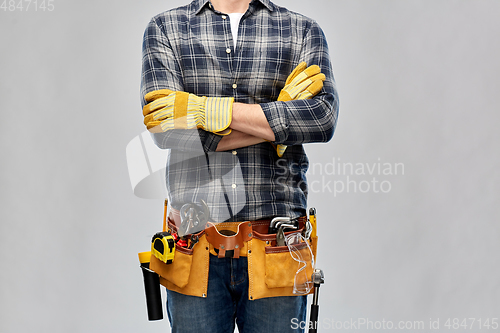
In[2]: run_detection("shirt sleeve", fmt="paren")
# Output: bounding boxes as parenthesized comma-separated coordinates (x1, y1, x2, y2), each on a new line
(259, 21, 339, 145)
(140, 17, 222, 152)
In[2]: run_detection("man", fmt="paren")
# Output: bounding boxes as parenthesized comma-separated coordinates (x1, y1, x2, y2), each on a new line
(140, 0, 338, 332)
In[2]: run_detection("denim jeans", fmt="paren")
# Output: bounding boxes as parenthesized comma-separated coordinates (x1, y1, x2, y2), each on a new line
(166, 254, 307, 333)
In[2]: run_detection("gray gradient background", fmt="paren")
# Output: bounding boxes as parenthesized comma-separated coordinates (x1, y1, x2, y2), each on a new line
(1, 0, 499, 332)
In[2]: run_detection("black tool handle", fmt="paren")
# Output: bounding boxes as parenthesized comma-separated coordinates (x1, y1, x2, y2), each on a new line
(140, 263, 163, 321)
(309, 303, 319, 333)
(309, 280, 322, 333)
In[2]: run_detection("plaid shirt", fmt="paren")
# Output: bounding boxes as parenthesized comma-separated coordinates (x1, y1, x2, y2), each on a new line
(141, 0, 339, 222)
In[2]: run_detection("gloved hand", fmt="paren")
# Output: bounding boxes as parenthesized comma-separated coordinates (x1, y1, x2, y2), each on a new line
(143, 89, 233, 135)
(273, 62, 326, 157)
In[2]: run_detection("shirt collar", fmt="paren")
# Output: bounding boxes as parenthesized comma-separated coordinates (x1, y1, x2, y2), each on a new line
(253, 0, 275, 11)
(193, 0, 274, 15)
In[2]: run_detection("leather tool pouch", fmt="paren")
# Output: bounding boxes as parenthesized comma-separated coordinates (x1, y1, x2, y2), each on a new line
(149, 221, 210, 298)
(247, 224, 315, 300)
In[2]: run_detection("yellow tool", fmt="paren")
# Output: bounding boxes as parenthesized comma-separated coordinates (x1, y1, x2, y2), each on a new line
(151, 199, 176, 264)
(151, 231, 176, 264)
(309, 207, 317, 239)
(138, 199, 172, 321)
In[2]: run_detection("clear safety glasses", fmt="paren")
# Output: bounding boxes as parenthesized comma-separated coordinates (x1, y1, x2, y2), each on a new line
(285, 232, 315, 295)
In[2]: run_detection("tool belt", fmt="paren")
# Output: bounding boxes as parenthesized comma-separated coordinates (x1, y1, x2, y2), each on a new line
(149, 210, 317, 300)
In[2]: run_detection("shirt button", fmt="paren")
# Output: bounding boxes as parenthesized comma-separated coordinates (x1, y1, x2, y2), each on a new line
(222, 15, 227, 19)
(232, 184, 237, 189)
(232, 150, 237, 155)
(226, 48, 231, 54)
(232, 84, 237, 89)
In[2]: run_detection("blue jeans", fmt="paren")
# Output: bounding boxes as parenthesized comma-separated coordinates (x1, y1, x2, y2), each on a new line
(166, 255, 307, 333)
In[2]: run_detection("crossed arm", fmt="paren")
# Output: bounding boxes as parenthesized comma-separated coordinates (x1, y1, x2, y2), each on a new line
(216, 103, 274, 151)
(141, 18, 338, 153)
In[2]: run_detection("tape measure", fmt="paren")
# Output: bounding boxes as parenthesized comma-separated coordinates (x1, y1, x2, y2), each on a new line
(151, 231, 175, 264)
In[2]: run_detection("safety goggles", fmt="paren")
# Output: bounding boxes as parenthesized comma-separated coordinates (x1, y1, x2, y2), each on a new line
(285, 232, 315, 295)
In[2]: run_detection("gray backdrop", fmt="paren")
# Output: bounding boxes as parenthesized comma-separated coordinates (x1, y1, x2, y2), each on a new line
(1, 0, 499, 332)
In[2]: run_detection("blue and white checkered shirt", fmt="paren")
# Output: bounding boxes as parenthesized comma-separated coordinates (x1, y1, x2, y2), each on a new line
(141, 0, 339, 222)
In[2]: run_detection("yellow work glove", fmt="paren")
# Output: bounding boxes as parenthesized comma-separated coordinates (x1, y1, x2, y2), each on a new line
(278, 62, 325, 102)
(143, 89, 233, 135)
(273, 62, 326, 157)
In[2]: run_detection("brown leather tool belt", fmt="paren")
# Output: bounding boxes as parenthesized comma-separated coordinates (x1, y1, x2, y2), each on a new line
(167, 208, 307, 258)
(151, 209, 315, 300)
